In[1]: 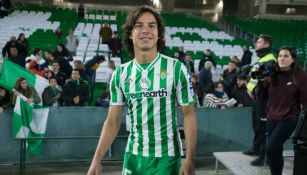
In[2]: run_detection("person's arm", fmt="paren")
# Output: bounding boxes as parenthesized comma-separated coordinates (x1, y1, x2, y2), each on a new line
(31, 87, 41, 104)
(87, 105, 123, 175)
(180, 105, 197, 175)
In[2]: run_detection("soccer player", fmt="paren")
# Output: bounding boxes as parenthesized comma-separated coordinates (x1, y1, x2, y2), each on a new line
(87, 5, 197, 175)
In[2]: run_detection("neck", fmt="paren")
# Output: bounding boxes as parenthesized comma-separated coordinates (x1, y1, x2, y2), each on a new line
(134, 50, 158, 64)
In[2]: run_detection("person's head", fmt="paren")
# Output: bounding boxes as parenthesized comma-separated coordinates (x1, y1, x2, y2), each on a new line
(14, 78, 28, 91)
(94, 55, 105, 63)
(228, 61, 237, 72)
(51, 61, 60, 72)
(0, 86, 9, 98)
(56, 44, 64, 53)
(108, 60, 116, 70)
(277, 46, 299, 71)
(214, 82, 224, 93)
(113, 31, 118, 37)
(191, 74, 198, 84)
(185, 54, 191, 61)
(71, 69, 81, 80)
(49, 77, 57, 88)
(173, 51, 179, 58)
(231, 55, 240, 64)
(103, 22, 108, 27)
(242, 45, 249, 52)
(205, 49, 211, 56)
(10, 46, 18, 57)
(255, 34, 272, 51)
(179, 46, 184, 52)
(73, 60, 85, 70)
(123, 5, 165, 56)
(32, 48, 42, 60)
(44, 50, 54, 60)
(10, 36, 17, 44)
(237, 74, 248, 88)
(204, 61, 213, 70)
(18, 33, 25, 41)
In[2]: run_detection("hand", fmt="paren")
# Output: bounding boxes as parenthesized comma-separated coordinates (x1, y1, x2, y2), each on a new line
(180, 159, 195, 175)
(13, 92, 18, 96)
(87, 161, 102, 175)
(0, 107, 3, 113)
(237, 104, 243, 107)
(218, 77, 224, 81)
(73, 96, 80, 104)
(26, 98, 34, 104)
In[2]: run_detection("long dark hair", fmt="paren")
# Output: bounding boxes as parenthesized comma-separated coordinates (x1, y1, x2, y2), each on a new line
(272, 46, 303, 85)
(14, 78, 31, 97)
(123, 5, 165, 56)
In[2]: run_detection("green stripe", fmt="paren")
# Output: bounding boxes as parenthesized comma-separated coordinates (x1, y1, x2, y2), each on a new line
(160, 57, 168, 156)
(179, 66, 189, 104)
(171, 62, 180, 156)
(135, 68, 143, 155)
(147, 66, 155, 156)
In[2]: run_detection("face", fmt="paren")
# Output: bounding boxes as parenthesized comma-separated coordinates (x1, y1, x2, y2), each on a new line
(255, 38, 269, 51)
(20, 34, 25, 40)
(205, 50, 210, 56)
(237, 79, 246, 88)
(185, 55, 191, 61)
(215, 83, 224, 92)
(278, 49, 294, 70)
(57, 45, 63, 52)
(21, 80, 28, 90)
(71, 70, 80, 80)
(179, 47, 184, 52)
(35, 51, 42, 60)
(10, 48, 18, 57)
(191, 77, 197, 84)
(228, 62, 236, 72)
(49, 79, 57, 87)
(0, 88, 6, 97)
(174, 52, 179, 58)
(130, 12, 158, 53)
(52, 63, 60, 72)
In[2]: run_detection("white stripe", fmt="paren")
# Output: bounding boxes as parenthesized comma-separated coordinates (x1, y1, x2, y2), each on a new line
(34, 74, 49, 103)
(166, 58, 175, 156)
(153, 60, 162, 157)
(14, 95, 21, 116)
(141, 70, 149, 156)
(131, 64, 139, 155)
(176, 64, 184, 105)
(16, 126, 30, 138)
(30, 108, 49, 134)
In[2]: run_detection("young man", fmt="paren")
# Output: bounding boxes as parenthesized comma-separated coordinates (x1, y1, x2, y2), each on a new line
(88, 5, 197, 175)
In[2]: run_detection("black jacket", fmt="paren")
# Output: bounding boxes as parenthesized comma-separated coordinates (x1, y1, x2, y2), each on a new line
(198, 55, 216, 71)
(240, 50, 252, 68)
(62, 79, 89, 106)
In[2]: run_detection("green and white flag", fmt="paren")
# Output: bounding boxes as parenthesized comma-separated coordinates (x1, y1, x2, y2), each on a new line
(0, 59, 49, 99)
(0, 59, 50, 154)
(13, 94, 49, 154)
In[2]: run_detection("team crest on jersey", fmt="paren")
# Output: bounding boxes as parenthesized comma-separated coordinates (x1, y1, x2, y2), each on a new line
(139, 77, 151, 90)
(158, 70, 168, 80)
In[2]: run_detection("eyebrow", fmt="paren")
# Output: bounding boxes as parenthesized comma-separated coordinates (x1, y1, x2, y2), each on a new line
(135, 21, 157, 25)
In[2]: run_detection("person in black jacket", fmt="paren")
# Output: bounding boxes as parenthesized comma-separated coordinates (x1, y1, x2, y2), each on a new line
(231, 74, 253, 107)
(51, 61, 68, 89)
(8, 46, 25, 67)
(240, 45, 252, 68)
(45, 50, 73, 77)
(198, 49, 216, 71)
(0, 86, 11, 113)
(183, 54, 194, 74)
(62, 69, 89, 106)
(220, 60, 238, 97)
(42, 77, 62, 107)
(2, 36, 23, 58)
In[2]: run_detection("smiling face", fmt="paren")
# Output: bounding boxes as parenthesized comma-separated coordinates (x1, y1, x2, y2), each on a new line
(278, 49, 294, 70)
(130, 12, 158, 54)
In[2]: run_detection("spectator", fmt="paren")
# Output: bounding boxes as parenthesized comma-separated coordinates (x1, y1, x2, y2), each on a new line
(45, 50, 73, 77)
(191, 74, 202, 107)
(42, 77, 62, 107)
(8, 46, 25, 67)
(0, 0, 11, 17)
(17, 33, 29, 57)
(204, 82, 229, 109)
(12, 77, 41, 105)
(53, 44, 73, 62)
(85, 55, 106, 85)
(73, 60, 87, 81)
(2, 36, 22, 58)
(105, 60, 115, 83)
(0, 86, 11, 112)
(95, 90, 110, 107)
(99, 23, 112, 44)
(178, 46, 185, 63)
(183, 54, 194, 74)
(62, 69, 89, 106)
(108, 31, 122, 58)
(240, 45, 252, 68)
(220, 61, 238, 97)
(54, 27, 63, 39)
(66, 29, 78, 56)
(198, 49, 217, 71)
(51, 61, 68, 89)
(25, 48, 49, 77)
(231, 55, 241, 66)
(231, 74, 252, 107)
(77, 2, 85, 21)
(173, 51, 180, 60)
(198, 61, 213, 98)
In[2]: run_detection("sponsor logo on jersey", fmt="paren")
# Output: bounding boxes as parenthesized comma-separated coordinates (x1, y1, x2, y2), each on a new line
(139, 77, 151, 90)
(125, 88, 168, 100)
(158, 70, 168, 80)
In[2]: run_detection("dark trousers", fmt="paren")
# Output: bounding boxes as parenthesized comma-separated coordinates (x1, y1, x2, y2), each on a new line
(251, 101, 267, 157)
(265, 119, 297, 175)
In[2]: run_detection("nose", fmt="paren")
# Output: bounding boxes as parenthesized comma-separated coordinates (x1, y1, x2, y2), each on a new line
(141, 25, 150, 34)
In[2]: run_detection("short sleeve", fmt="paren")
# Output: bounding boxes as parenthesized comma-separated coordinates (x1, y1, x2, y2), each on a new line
(175, 62, 196, 106)
(109, 67, 125, 105)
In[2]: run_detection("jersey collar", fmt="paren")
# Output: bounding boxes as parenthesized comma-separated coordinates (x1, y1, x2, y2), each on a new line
(133, 52, 161, 72)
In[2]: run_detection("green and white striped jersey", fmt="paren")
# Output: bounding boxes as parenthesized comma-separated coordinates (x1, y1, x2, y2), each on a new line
(110, 53, 195, 157)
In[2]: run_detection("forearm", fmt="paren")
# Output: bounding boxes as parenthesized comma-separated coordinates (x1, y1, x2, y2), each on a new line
(182, 106, 197, 162)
